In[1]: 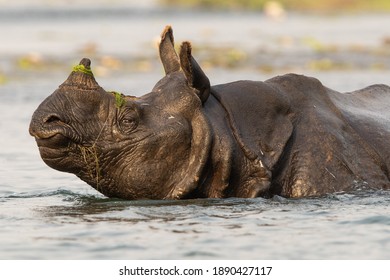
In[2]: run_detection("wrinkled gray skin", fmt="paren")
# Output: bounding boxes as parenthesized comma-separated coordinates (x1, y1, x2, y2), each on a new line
(29, 26, 390, 200)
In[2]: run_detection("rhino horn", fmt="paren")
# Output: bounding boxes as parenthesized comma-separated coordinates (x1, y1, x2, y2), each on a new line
(60, 58, 102, 91)
(159, 25, 180, 75)
(179, 41, 210, 103)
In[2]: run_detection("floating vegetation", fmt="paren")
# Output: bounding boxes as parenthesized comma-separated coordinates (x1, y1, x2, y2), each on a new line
(4, 30, 390, 80)
(161, 0, 390, 12)
(0, 72, 7, 85)
(307, 58, 335, 71)
(302, 37, 341, 54)
(307, 58, 351, 71)
(196, 46, 248, 69)
(17, 52, 44, 70)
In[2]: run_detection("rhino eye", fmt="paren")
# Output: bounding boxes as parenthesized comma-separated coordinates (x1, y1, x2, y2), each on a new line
(118, 109, 139, 133)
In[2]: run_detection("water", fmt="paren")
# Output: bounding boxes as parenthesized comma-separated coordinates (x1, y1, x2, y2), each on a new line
(1, 3, 390, 259)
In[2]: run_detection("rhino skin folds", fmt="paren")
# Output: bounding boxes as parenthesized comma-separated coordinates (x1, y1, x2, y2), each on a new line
(29, 26, 390, 200)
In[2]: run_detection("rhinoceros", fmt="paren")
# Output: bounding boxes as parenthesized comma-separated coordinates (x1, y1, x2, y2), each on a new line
(29, 26, 390, 200)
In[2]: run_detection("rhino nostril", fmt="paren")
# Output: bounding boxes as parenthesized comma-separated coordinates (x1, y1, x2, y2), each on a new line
(44, 114, 62, 124)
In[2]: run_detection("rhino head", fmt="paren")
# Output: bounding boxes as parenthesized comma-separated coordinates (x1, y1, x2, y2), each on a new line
(29, 26, 214, 200)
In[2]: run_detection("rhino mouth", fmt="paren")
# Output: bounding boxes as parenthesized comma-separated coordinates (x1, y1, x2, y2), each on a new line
(30, 123, 84, 173)
(33, 127, 79, 165)
(33, 127, 81, 150)
(31, 123, 87, 174)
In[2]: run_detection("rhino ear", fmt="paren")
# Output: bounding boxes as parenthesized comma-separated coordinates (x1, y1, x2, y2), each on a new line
(159, 25, 180, 75)
(179, 41, 210, 104)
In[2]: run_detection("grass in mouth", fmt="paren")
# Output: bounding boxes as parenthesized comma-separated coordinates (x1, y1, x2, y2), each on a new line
(79, 145, 102, 191)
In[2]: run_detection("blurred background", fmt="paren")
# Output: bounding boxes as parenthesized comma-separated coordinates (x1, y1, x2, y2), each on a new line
(1, 0, 390, 90)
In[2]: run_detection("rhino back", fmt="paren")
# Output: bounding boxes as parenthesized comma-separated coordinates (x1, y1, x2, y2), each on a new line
(329, 84, 390, 172)
(210, 74, 390, 197)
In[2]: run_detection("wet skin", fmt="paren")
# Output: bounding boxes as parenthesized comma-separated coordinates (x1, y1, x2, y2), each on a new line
(29, 26, 390, 200)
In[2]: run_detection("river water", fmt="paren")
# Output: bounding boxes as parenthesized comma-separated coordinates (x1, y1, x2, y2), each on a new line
(1, 3, 390, 259)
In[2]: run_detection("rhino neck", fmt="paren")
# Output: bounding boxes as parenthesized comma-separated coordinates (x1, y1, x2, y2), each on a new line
(163, 106, 213, 199)
(198, 93, 272, 198)
(197, 96, 234, 198)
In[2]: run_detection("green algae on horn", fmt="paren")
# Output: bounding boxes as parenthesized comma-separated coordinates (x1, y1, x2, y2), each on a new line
(72, 64, 94, 76)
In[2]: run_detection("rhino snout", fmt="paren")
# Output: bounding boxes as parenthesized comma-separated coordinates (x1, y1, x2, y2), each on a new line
(29, 111, 80, 145)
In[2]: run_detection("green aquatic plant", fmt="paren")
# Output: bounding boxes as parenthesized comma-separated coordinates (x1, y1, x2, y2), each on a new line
(72, 64, 94, 76)
(112, 91, 126, 109)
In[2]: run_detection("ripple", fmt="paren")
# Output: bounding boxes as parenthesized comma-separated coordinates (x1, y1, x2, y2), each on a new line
(2, 183, 390, 259)
(342, 215, 390, 225)
(1, 188, 100, 200)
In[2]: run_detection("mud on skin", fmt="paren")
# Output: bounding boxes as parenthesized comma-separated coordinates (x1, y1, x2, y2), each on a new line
(29, 25, 390, 200)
